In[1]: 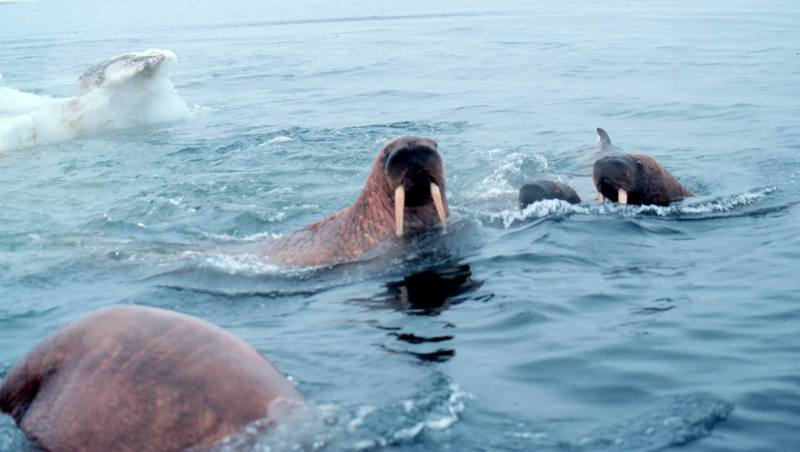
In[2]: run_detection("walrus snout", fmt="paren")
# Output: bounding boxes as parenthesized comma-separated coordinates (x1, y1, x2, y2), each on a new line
(385, 145, 442, 206)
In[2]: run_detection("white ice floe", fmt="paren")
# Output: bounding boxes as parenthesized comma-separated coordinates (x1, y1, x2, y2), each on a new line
(0, 49, 188, 151)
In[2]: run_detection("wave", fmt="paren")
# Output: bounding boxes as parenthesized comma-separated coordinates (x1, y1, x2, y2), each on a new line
(210, 372, 469, 451)
(467, 150, 551, 202)
(470, 186, 778, 228)
(0, 49, 188, 152)
(508, 392, 732, 451)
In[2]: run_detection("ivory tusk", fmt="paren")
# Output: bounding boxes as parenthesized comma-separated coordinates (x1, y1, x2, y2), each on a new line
(597, 193, 605, 203)
(394, 186, 405, 237)
(618, 188, 628, 205)
(430, 182, 447, 230)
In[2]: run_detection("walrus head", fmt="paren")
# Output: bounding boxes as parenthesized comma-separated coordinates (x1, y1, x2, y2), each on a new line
(261, 135, 449, 266)
(593, 154, 693, 205)
(518, 180, 581, 208)
(379, 136, 448, 237)
(593, 155, 641, 204)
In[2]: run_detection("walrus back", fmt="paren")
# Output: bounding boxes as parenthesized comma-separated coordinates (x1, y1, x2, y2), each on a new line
(633, 154, 694, 204)
(2, 306, 302, 452)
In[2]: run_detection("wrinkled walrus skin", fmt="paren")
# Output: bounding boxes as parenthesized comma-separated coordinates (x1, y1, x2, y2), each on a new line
(263, 136, 449, 267)
(0, 305, 303, 452)
(593, 154, 694, 206)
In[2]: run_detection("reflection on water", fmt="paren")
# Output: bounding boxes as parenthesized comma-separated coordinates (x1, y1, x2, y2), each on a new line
(355, 264, 483, 363)
(2, 0, 799, 449)
(355, 264, 483, 316)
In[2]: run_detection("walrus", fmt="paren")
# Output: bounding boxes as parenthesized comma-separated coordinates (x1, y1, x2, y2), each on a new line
(262, 136, 448, 266)
(593, 154, 694, 205)
(519, 180, 582, 208)
(0, 49, 187, 152)
(0, 305, 304, 452)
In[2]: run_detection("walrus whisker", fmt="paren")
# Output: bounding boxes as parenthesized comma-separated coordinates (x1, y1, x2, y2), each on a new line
(618, 188, 628, 205)
(430, 182, 447, 231)
(395, 186, 405, 237)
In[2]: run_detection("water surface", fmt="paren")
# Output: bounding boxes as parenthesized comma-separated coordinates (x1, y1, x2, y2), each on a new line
(1, 0, 799, 450)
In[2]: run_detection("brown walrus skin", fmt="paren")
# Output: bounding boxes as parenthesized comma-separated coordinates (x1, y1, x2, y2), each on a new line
(0, 305, 304, 452)
(518, 180, 582, 208)
(263, 136, 449, 266)
(593, 154, 694, 206)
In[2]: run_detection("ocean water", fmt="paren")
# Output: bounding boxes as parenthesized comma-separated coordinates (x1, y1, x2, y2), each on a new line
(1, 0, 799, 450)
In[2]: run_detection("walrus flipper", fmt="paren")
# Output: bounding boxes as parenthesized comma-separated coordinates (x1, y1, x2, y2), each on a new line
(596, 127, 612, 150)
(0, 338, 65, 422)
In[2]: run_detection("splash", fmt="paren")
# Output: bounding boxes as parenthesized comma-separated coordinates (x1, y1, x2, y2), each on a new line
(473, 186, 778, 228)
(209, 374, 469, 451)
(180, 250, 286, 276)
(0, 49, 188, 152)
(469, 151, 550, 201)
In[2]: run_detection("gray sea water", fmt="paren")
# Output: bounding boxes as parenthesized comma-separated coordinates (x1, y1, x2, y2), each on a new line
(1, 0, 799, 450)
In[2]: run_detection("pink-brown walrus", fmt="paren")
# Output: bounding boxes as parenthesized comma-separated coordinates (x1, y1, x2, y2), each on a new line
(264, 136, 449, 266)
(591, 129, 693, 206)
(0, 305, 304, 452)
(593, 154, 694, 206)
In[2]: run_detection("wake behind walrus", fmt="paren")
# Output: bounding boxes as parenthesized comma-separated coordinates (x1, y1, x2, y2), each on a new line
(262, 136, 449, 267)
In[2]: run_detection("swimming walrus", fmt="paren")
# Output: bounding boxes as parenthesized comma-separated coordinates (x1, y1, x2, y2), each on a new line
(0, 305, 304, 452)
(593, 154, 694, 205)
(263, 136, 448, 266)
(519, 180, 582, 208)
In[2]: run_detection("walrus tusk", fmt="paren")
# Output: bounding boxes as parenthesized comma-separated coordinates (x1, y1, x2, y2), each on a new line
(618, 188, 628, 205)
(395, 186, 405, 237)
(597, 193, 605, 203)
(430, 182, 447, 231)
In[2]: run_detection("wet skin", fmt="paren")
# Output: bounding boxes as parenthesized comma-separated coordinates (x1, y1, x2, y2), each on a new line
(264, 136, 449, 266)
(593, 154, 693, 206)
(519, 180, 582, 208)
(0, 305, 303, 452)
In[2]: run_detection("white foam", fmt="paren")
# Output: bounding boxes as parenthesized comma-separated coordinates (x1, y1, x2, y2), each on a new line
(0, 49, 188, 152)
(347, 406, 376, 433)
(471, 151, 550, 201)
(182, 251, 283, 275)
(479, 186, 777, 228)
(258, 136, 293, 146)
(201, 231, 285, 242)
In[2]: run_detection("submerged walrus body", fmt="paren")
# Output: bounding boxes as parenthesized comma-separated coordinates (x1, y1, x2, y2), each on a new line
(518, 180, 582, 208)
(0, 306, 303, 452)
(264, 136, 449, 266)
(593, 153, 694, 206)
